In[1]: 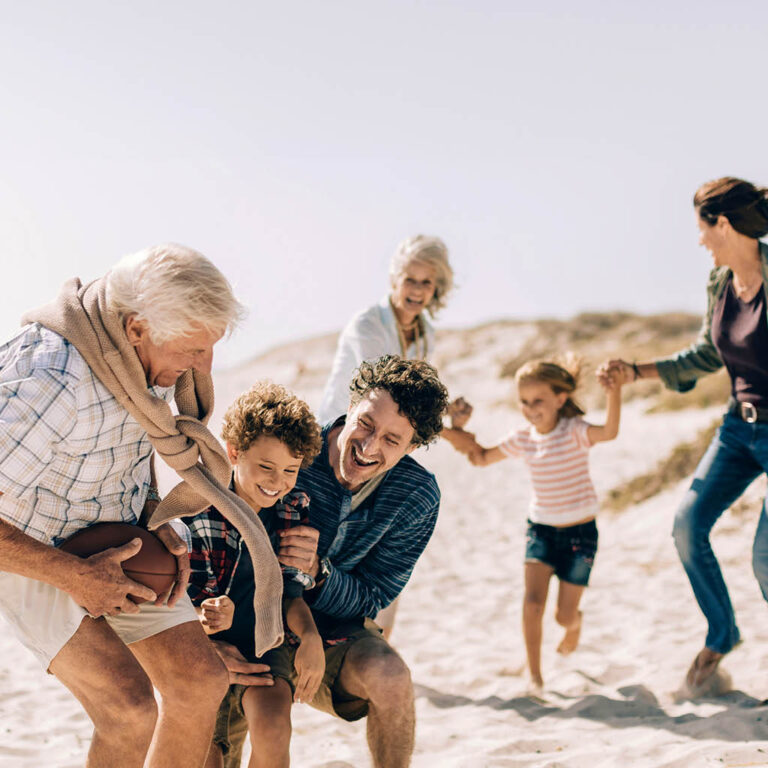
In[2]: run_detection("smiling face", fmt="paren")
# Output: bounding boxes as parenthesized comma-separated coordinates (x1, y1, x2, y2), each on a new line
(125, 315, 223, 388)
(228, 435, 303, 511)
(517, 380, 568, 435)
(390, 261, 438, 325)
(696, 213, 730, 268)
(331, 389, 415, 491)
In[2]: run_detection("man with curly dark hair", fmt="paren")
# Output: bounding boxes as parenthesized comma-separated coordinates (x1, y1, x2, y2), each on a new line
(219, 355, 446, 768)
(218, 357, 447, 768)
(347, 355, 448, 447)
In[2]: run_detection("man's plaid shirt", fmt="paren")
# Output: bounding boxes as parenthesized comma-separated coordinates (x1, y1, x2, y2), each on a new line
(0, 324, 173, 545)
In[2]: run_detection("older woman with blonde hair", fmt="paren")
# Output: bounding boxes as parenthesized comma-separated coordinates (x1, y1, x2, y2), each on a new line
(319, 234, 471, 638)
(320, 235, 460, 419)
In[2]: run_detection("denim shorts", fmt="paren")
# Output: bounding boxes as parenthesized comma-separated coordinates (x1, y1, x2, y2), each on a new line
(524, 519, 598, 586)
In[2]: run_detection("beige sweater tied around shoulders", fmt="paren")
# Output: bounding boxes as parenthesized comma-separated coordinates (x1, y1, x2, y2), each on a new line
(22, 277, 284, 657)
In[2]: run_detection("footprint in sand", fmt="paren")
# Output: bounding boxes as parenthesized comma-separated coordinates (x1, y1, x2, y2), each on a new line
(318, 763, 356, 768)
(499, 662, 526, 677)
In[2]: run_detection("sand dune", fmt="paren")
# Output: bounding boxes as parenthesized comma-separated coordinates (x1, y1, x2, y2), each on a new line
(2, 317, 767, 767)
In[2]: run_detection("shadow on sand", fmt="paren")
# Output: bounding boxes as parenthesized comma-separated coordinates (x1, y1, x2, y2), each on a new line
(413, 678, 767, 742)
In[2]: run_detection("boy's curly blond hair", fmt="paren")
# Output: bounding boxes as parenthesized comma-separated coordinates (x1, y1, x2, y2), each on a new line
(221, 381, 322, 467)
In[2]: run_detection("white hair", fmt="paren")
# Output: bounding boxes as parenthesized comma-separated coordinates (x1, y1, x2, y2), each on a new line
(389, 235, 454, 316)
(106, 243, 247, 343)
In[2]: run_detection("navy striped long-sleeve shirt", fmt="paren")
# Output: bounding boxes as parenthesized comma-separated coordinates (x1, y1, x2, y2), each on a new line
(297, 420, 440, 624)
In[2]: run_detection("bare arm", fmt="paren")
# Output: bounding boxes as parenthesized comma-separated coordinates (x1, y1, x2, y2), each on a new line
(285, 596, 320, 639)
(587, 366, 627, 445)
(468, 444, 509, 466)
(0, 515, 156, 615)
(0, 516, 84, 584)
(285, 597, 324, 703)
(441, 426, 477, 452)
(447, 429, 511, 466)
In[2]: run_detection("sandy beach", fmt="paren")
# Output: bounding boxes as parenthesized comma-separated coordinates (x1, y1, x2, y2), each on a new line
(2, 320, 768, 768)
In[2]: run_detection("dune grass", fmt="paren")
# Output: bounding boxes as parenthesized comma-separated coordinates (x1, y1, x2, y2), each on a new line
(603, 418, 721, 513)
(492, 311, 732, 415)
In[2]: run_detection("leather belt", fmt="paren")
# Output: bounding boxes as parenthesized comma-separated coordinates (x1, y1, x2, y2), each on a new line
(728, 398, 768, 424)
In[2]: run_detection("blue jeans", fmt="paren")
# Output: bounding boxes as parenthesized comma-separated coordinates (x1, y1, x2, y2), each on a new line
(672, 412, 768, 654)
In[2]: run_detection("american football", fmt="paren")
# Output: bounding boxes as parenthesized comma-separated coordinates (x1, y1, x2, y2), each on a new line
(60, 522, 178, 603)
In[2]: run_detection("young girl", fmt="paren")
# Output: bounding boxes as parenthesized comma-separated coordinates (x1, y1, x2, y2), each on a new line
(461, 358, 625, 692)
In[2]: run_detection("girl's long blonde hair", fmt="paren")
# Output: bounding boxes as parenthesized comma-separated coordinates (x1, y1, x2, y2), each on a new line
(515, 355, 585, 419)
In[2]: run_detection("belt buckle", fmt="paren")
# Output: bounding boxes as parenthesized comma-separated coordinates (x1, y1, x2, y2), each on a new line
(740, 402, 758, 423)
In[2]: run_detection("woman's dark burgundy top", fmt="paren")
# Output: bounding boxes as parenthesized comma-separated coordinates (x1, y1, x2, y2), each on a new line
(711, 275, 768, 406)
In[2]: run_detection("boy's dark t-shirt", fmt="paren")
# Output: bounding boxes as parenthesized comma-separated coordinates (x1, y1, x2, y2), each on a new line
(187, 488, 312, 662)
(215, 539, 258, 659)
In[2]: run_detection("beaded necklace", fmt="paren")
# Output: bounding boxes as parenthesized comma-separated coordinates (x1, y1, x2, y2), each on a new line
(391, 299, 428, 360)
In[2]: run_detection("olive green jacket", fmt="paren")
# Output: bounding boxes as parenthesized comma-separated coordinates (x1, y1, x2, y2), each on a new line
(656, 241, 768, 393)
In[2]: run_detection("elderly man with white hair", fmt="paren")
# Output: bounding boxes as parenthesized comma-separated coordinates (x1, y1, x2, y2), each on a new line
(0, 244, 282, 768)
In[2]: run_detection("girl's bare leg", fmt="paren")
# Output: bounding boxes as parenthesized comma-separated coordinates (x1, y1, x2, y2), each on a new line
(555, 581, 585, 655)
(523, 562, 554, 690)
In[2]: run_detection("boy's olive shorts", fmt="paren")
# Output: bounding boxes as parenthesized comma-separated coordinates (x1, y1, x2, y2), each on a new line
(214, 619, 385, 766)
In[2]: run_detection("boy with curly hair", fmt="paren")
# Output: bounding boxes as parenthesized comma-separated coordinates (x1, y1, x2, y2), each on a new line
(186, 381, 323, 768)
(226, 355, 449, 768)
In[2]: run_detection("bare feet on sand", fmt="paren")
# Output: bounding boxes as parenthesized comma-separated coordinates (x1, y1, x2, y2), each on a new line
(685, 647, 724, 690)
(557, 611, 582, 655)
(526, 674, 544, 698)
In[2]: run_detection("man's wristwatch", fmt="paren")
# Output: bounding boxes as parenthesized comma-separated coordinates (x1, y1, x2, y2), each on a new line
(317, 557, 332, 584)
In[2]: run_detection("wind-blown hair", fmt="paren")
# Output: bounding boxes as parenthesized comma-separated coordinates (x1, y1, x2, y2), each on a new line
(515, 357, 585, 419)
(348, 354, 449, 446)
(106, 243, 247, 343)
(389, 235, 454, 316)
(221, 381, 322, 467)
(694, 177, 768, 240)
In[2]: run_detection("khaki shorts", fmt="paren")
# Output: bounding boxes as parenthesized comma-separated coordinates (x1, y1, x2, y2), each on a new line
(0, 570, 199, 669)
(214, 619, 386, 766)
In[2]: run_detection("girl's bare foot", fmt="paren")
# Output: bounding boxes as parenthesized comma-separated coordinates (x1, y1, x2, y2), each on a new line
(557, 611, 582, 655)
(526, 673, 544, 697)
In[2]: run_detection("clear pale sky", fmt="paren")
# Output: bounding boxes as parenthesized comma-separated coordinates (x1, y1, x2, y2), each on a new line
(1, 1, 766, 368)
